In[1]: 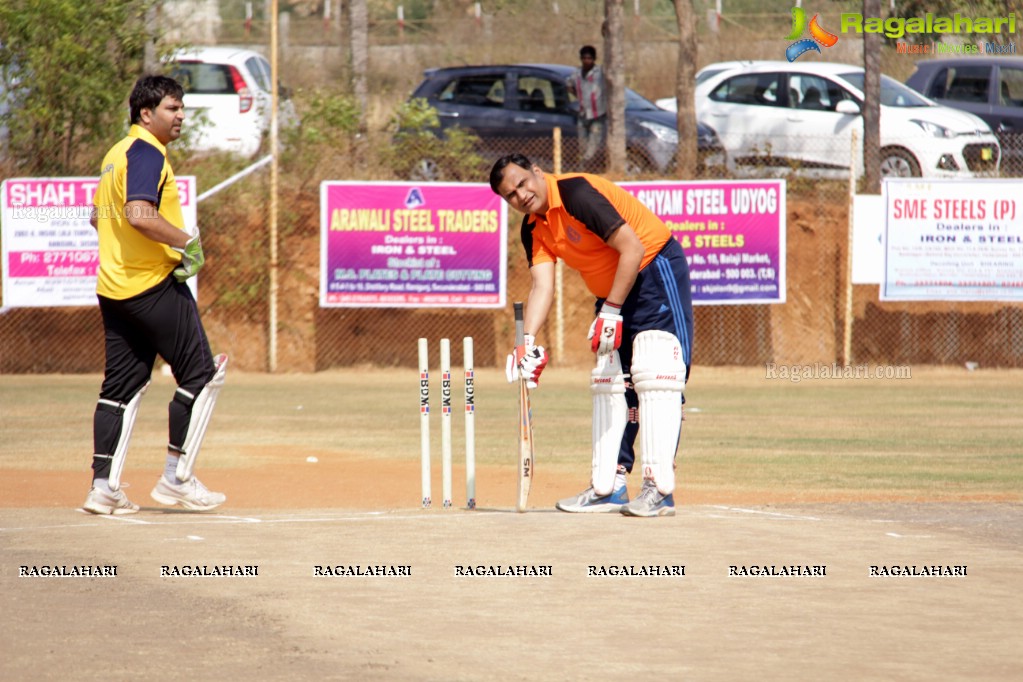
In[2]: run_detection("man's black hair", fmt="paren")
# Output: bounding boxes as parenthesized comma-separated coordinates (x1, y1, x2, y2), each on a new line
(489, 154, 533, 194)
(579, 45, 597, 59)
(129, 75, 184, 124)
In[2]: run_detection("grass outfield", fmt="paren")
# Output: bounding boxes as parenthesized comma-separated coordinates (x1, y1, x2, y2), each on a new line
(1, 365, 1020, 502)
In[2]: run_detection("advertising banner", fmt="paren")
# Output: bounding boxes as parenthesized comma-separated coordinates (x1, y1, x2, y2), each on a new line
(882, 179, 1023, 301)
(1, 176, 198, 307)
(622, 180, 786, 305)
(320, 182, 507, 308)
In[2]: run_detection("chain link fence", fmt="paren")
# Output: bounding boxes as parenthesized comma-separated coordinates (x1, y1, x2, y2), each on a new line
(4, 129, 1021, 373)
(2, 1, 1022, 373)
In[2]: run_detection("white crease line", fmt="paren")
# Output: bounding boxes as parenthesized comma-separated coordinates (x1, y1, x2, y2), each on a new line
(708, 505, 821, 521)
(886, 532, 933, 539)
(242, 511, 503, 525)
(0, 510, 502, 532)
(94, 514, 152, 525)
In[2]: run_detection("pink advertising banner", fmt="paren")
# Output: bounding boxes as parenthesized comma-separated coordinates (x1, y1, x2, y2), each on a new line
(621, 180, 786, 305)
(319, 182, 507, 308)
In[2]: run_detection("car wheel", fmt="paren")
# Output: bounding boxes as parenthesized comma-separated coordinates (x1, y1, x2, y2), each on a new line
(879, 147, 921, 177)
(410, 158, 444, 182)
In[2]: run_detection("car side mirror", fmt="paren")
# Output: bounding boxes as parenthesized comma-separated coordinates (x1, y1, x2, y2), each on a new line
(836, 100, 860, 115)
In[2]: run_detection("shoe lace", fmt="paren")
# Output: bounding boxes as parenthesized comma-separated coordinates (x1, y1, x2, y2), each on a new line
(637, 483, 660, 503)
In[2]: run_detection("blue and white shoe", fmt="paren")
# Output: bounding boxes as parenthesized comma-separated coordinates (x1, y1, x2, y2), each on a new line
(620, 481, 675, 517)
(556, 485, 629, 513)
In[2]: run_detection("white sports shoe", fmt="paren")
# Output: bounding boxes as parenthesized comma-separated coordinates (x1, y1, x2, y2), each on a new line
(83, 486, 139, 515)
(151, 477, 226, 511)
(555, 485, 629, 513)
(620, 480, 675, 517)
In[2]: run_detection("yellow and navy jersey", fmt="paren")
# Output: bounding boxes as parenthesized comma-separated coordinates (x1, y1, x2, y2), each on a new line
(520, 173, 671, 298)
(93, 124, 185, 299)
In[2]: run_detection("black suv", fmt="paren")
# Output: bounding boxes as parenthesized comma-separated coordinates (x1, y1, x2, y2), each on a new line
(405, 63, 723, 178)
(905, 57, 1023, 173)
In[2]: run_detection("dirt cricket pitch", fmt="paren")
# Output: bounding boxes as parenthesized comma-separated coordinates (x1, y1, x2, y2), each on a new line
(1, 366, 1021, 680)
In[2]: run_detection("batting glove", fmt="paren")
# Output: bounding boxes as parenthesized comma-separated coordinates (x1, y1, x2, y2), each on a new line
(505, 334, 549, 389)
(587, 302, 623, 355)
(172, 233, 205, 283)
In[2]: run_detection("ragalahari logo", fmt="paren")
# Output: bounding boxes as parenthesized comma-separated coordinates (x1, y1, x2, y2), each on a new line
(785, 7, 839, 61)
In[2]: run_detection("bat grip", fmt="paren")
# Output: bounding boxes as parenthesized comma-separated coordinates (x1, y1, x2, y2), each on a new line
(513, 301, 525, 346)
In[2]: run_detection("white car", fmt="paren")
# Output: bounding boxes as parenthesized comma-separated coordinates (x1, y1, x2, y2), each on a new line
(670, 60, 1000, 178)
(165, 47, 295, 157)
(656, 60, 752, 110)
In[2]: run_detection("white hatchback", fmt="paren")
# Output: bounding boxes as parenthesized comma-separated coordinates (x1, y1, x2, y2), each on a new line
(669, 60, 1001, 178)
(165, 47, 294, 157)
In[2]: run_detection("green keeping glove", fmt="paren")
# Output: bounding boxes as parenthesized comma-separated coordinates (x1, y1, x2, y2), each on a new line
(172, 233, 205, 283)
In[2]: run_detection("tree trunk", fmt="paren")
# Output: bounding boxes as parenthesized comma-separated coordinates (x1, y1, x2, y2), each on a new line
(862, 0, 882, 193)
(603, 0, 626, 175)
(349, 0, 369, 131)
(673, 0, 698, 178)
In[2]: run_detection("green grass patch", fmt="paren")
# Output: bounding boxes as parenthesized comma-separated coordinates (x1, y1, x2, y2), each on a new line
(1, 366, 1020, 501)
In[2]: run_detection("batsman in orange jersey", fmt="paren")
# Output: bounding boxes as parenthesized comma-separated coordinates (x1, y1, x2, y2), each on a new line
(490, 154, 694, 517)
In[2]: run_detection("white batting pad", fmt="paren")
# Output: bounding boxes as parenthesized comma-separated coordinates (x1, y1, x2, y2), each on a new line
(590, 350, 627, 495)
(106, 381, 150, 492)
(631, 331, 686, 495)
(176, 354, 228, 482)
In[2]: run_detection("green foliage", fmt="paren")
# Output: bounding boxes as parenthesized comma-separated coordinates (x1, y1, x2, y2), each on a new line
(383, 97, 487, 181)
(285, 89, 361, 148)
(0, 0, 158, 175)
(396, 96, 440, 131)
(277, 88, 363, 187)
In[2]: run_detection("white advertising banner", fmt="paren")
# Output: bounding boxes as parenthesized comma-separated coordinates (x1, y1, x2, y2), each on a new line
(881, 179, 1023, 301)
(1, 176, 198, 307)
(852, 194, 883, 285)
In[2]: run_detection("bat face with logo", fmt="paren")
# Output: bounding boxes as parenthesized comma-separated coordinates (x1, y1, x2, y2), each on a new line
(514, 302, 534, 512)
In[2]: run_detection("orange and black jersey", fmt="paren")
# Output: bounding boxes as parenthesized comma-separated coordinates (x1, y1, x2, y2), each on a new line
(520, 172, 671, 298)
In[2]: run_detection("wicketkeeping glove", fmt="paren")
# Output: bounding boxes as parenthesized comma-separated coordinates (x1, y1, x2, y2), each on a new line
(588, 302, 624, 355)
(505, 334, 549, 389)
(172, 233, 205, 283)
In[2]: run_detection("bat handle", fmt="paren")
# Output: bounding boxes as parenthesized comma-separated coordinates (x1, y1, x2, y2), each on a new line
(513, 301, 525, 346)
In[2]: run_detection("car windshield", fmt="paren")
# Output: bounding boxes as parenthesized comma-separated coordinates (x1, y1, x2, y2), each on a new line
(168, 62, 237, 95)
(696, 67, 736, 86)
(838, 72, 932, 107)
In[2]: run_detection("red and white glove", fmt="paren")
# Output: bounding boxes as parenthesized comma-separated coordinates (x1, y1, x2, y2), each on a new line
(506, 334, 549, 389)
(588, 302, 624, 355)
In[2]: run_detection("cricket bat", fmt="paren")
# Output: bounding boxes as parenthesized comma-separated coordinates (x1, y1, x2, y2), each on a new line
(513, 302, 534, 512)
